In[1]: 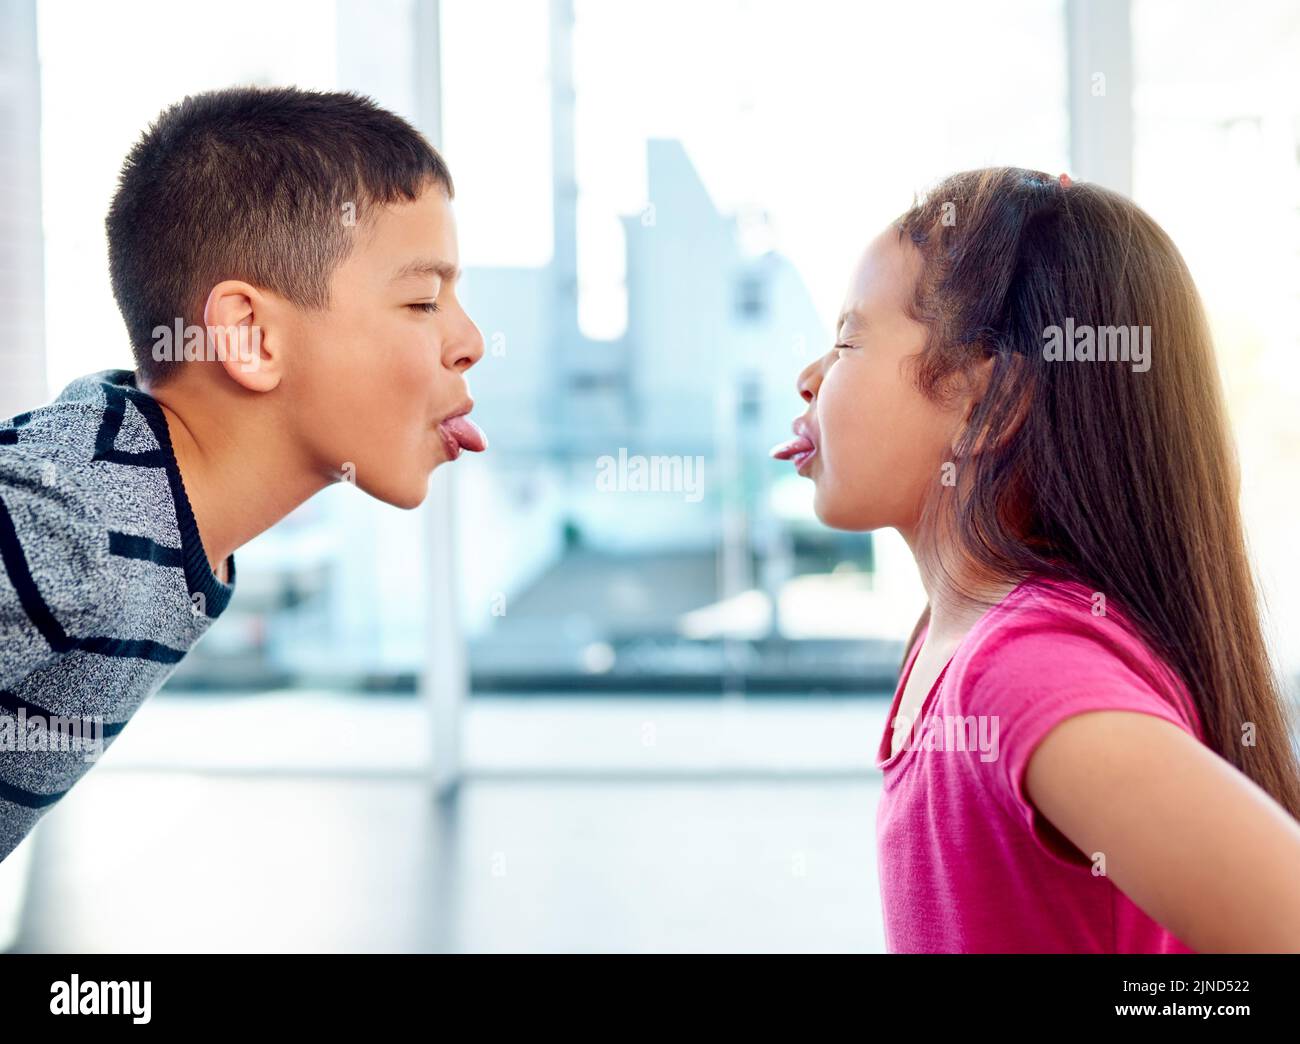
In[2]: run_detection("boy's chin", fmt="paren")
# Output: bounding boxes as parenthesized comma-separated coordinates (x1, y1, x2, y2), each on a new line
(385, 482, 431, 511)
(353, 473, 430, 511)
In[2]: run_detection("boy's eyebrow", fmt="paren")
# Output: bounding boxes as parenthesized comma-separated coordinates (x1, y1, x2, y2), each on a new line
(390, 257, 460, 284)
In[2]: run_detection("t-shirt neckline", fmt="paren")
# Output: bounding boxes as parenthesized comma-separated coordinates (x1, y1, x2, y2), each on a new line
(109, 369, 237, 618)
(876, 579, 1033, 771)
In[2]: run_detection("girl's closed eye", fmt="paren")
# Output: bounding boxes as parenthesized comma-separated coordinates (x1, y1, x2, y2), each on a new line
(408, 302, 440, 314)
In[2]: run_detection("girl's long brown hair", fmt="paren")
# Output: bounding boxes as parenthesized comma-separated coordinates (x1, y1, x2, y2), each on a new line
(895, 167, 1300, 821)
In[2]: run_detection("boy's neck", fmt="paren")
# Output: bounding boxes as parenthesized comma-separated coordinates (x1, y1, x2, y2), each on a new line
(143, 370, 331, 579)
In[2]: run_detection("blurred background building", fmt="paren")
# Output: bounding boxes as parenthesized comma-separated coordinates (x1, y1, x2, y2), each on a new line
(1, 0, 1298, 952)
(160, 1, 919, 698)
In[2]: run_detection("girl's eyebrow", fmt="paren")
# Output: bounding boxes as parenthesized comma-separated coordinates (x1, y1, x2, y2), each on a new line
(837, 308, 867, 337)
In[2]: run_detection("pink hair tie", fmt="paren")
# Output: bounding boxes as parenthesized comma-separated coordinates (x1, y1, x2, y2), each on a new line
(1058, 172, 1073, 188)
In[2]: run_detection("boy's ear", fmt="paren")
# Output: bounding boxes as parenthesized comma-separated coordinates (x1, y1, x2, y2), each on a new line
(203, 280, 282, 393)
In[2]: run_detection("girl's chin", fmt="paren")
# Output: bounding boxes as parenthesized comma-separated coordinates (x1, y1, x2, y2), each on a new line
(813, 495, 855, 530)
(813, 487, 886, 532)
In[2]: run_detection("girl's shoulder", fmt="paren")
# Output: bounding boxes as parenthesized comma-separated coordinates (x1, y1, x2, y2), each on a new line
(949, 574, 1205, 744)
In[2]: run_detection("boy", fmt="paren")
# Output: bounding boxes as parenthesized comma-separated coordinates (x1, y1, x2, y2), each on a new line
(0, 86, 486, 862)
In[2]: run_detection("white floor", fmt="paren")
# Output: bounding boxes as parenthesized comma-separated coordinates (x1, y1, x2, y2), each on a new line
(3, 694, 890, 953)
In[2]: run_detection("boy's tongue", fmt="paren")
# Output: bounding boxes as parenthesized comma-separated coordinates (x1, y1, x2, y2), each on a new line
(441, 414, 487, 452)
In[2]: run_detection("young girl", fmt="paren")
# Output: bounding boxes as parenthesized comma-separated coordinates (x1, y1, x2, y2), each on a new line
(771, 167, 1300, 953)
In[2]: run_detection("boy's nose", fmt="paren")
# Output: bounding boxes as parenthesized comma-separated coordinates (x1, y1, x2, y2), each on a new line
(449, 313, 485, 373)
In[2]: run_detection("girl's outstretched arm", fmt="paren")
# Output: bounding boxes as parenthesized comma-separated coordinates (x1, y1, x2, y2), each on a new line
(1025, 710, 1300, 953)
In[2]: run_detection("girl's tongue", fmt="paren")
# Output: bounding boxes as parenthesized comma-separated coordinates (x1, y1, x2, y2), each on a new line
(769, 435, 815, 461)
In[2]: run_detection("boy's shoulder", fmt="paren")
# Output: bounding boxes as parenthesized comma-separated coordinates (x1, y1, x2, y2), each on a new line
(1, 367, 236, 631)
(2, 367, 161, 463)
(0, 367, 230, 688)
(0, 367, 171, 616)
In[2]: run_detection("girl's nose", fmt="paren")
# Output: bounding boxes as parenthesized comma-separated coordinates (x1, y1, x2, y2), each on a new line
(797, 355, 824, 403)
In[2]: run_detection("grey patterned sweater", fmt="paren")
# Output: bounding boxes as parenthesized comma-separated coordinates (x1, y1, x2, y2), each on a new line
(0, 368, 235, 862)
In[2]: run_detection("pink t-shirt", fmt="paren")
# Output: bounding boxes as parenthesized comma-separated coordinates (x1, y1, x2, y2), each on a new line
(875, 576, 1205, 953)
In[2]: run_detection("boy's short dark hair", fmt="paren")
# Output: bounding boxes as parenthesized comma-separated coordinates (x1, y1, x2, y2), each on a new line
(106, 85, 453, 386)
